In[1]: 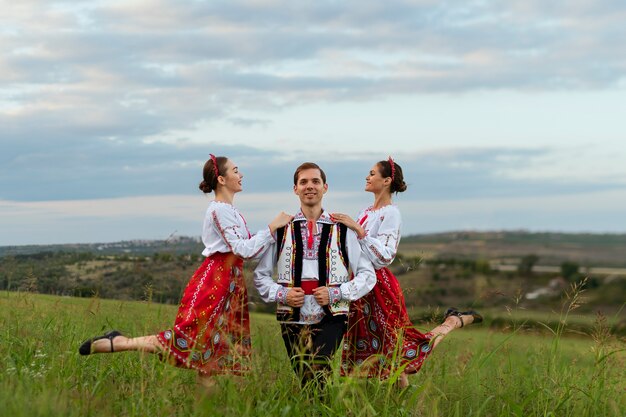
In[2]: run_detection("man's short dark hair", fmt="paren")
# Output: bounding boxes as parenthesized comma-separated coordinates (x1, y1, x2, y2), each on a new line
(293, 162, 327, 185)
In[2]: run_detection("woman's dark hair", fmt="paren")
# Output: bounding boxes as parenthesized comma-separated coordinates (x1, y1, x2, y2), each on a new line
(377, 160, 407, 193)
(199, 156, 228, 193)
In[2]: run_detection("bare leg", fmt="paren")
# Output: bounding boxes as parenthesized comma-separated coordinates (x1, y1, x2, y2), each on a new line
(196, 374, 219, 397)
(398, 372, 410, 389)
(398, 312, 480, 387)
(429, 314, 476, 349)
(90, 334, 162, 354)
(196, 374, 245, 398)
(396, 316, 467, 388)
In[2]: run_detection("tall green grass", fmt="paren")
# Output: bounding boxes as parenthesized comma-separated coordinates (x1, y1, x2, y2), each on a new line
(1, 289, 623, 416)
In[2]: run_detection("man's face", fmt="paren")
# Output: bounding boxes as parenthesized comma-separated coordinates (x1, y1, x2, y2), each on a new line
(294, 168, 328, 208)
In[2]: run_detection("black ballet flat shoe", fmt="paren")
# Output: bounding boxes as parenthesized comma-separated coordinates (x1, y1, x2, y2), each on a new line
(444, 308, 483, 328)
(79, 330, 122, 356)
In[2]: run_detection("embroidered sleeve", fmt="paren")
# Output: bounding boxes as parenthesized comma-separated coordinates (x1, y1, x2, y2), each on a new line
(328, 287, 342, 305)
(253, 244, 283, 303)
(360, 207, 401, 269)
(356, 209, 369, 240)
(212, 205, 274, 260)
(276, 287, 288, 304)
(339, 229, 376, 301)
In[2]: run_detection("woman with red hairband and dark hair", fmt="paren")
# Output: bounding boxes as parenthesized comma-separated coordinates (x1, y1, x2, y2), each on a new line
(331, 157, 482, 387)
(79, 155, 292, 387)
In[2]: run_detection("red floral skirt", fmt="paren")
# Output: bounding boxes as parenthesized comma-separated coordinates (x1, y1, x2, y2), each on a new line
(341, 267, 433, 378)
(156, 252, 251, 375)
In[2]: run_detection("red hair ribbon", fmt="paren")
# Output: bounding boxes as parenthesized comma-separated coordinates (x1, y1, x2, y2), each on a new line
(388, 156, 395, 181)
(209, 154, 219, 178)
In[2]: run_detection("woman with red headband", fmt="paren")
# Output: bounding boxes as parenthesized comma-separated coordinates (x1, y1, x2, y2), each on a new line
(78, 155, 292, 386)
(332, 158, 481, 387)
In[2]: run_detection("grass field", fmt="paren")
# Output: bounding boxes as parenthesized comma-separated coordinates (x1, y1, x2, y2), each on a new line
(1, 291, 624, 417)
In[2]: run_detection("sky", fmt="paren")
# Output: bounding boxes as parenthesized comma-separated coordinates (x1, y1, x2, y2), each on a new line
(1, 0, 626, 246)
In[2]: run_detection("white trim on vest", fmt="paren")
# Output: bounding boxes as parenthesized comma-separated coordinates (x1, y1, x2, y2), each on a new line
(276, 222, 352, 319)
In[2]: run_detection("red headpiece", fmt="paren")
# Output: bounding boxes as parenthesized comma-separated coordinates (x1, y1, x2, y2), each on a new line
(388, 156, 395, 181)
(209, 154, 219, 178)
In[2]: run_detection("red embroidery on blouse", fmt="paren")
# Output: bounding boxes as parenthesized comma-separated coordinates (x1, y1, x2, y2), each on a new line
(238, 213, 252, 238)
(212, 210, 234, 252)
(300, 225, 321, 260)
(377, 232, 397, 247)
(213, 209, 252, 256)
(307, 220, 314, 249)
(369, 244, 394, 264)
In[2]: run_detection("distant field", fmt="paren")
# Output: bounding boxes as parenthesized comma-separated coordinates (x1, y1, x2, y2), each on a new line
(4, 231, 626, 267)
(400, 231, 626, 267)
(2, 232, 625, 319)
(1, 292, 624, 416)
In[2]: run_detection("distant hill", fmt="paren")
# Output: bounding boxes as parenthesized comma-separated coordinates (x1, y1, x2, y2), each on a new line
(2, 231, 626, 267)
(0, 236, 205, 258)
(399, 231, 626, 267)
(2, 231, 624, 315)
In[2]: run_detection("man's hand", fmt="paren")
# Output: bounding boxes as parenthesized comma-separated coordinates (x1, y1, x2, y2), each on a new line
(313, 286, 330, 306)
(286, 287, 305, 307)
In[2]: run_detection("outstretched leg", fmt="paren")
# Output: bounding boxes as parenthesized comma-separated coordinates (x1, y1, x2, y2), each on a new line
(397, 310, 481, 387)
(196, 374, 220, 397)
(429, 309, 482, 349)
(83, 333, 163, 355)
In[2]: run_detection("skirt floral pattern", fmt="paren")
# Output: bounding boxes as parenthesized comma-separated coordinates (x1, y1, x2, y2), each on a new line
(341, 267, 433, 378)
(156, 252, 251, 375)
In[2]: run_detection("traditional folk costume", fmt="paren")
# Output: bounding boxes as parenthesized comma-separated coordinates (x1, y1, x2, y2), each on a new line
(254, 210, 375, 383)
(341, 205, 433, 378)
(156, 201, 274, 375)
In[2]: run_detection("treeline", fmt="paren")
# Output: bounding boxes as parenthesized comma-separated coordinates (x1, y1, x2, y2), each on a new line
(0, 251, 199, 305)
(402, 231, 626, 246)
(0, 236, 204, 257)
(1, 251, 624, 314)
(390, 253, 624, 311)
(394, 253, 587, 281)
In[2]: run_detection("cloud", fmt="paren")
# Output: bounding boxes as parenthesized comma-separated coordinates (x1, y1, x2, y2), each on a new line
(0, 136, 277, 200)
(228, 117, 271, 128)
(402, 188, 626, 234)
(0, 190, 367, 245)
(3, 0, 625, 143)
(2, 132, 623, 202)
(3, 2, 624, 157)
(2, 0, 625, 244)
(3, 187, 626, 246)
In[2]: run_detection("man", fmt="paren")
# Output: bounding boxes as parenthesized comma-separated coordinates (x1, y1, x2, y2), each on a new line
(254, 162, 376, 387)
